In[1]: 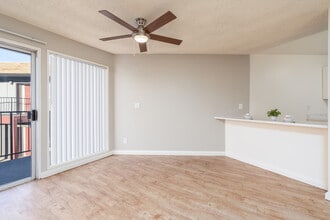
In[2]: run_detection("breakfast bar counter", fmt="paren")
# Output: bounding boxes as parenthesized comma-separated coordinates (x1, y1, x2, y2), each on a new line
(215, 116, 328, 190)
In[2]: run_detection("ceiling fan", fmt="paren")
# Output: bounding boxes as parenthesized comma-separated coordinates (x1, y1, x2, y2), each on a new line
(99, 10, 182, 53)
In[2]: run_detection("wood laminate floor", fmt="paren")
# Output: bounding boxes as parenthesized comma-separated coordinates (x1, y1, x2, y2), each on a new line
(0, 156, 329, 219)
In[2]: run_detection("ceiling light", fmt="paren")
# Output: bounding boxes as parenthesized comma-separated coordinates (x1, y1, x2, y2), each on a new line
(134, 34, 149, 43)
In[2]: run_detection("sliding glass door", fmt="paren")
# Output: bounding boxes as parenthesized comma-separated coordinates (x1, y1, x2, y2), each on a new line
(0, 45, 35, 186)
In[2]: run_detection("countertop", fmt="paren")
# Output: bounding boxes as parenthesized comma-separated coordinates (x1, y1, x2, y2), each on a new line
(214, 116, 328, 129)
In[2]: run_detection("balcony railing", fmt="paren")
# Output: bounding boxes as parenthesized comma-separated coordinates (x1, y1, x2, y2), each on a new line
(0, 97, 31, 112)
(0, 111, 31, 162)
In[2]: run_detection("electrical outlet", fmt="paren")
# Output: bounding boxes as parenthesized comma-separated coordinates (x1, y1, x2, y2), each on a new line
(238, 104, 243, 110)
(123, 137, 128, 144)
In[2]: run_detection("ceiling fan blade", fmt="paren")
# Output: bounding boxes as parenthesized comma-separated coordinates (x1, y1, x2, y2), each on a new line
(100, 34, 132, 41)
(139, 43, 147, 52)
(150, 34, 182, 45)
(144, 11, 176, 33)
(99, 10, 137, 32)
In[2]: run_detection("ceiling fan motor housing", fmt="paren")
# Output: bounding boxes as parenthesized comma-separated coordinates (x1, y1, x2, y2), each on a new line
(135, 18, 147, 27)
(133, 17, 149, 40)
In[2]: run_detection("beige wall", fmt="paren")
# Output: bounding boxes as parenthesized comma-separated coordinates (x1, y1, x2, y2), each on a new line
(250, 54, 327, 122)
(114, 55, 249, 152)
(0, 13, 114, 173)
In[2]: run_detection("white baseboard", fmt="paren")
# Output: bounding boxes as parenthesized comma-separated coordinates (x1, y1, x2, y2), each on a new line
(112, 150, 225, 156)
(39, 151, 113, 179)
(226, 152, 327, 190)
(326, 192, 330, 201)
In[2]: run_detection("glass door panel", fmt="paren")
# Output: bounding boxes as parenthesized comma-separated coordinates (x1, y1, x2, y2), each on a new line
(0, 47, 33, 186)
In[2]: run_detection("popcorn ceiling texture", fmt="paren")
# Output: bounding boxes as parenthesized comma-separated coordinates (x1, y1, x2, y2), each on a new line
(0, 0, 329, 54)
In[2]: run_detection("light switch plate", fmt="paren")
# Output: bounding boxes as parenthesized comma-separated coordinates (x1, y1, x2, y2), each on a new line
(134, 102, 140, 109)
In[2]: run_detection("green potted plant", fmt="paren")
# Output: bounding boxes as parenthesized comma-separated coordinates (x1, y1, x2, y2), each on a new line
(267, 108, 281, 121)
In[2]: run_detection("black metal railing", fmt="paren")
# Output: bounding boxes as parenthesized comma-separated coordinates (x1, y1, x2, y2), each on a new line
(0, 111, 31, 162)
(0, 97, 31, 112)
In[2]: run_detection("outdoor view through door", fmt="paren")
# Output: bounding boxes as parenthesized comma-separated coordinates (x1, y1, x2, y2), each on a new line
(0, 46, 33, 186)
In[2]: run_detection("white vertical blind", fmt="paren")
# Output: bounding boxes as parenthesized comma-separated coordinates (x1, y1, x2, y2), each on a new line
(49, 52, 109, 167)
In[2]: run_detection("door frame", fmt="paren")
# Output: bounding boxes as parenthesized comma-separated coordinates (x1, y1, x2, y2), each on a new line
(0, 37, 41, 190)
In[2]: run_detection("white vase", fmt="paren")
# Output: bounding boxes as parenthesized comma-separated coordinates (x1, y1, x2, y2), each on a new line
(270, 116, 277, 121)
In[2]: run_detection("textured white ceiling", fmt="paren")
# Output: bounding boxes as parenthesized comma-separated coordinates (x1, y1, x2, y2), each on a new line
(0, 0, 329, 54)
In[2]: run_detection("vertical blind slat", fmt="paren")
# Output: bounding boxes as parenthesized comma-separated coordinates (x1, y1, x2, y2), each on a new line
(74, 61, 78, 159)
(82, 63, 87, 157)
(105, 69, 109, 149)
(62, 58, 67, 162)
(93, 66, 97, 154)
(78, 62, 83, 158)
(85, 63, 89, 157)
(96, 67, 100, 152)
(101, 69, 104, 151)
(66, 59, 71, 161)
(56, 56, 62, 165)
(50, 55, 57, 165)
(70, 60, 75, 159)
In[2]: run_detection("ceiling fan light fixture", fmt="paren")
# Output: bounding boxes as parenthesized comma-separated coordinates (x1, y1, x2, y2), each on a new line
(99, 10, 182, 52)
(134, 34, 149, 43)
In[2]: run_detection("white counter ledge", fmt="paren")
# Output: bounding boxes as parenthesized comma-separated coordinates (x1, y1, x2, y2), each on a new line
(214, 116, 328, 129)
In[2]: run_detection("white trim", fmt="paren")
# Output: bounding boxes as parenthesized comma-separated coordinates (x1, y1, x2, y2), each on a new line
(226, 152, 327, 190)
(30, 49, 36, 180)
(0, 27, 47, 45)
(112, 150, 225, 156)
(0, 177, 34, 192)
(0, 37, 42, 52)
(326, 192, 330, 201)
(35, 45, 42, 179)
(39, 151, 112, 178)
